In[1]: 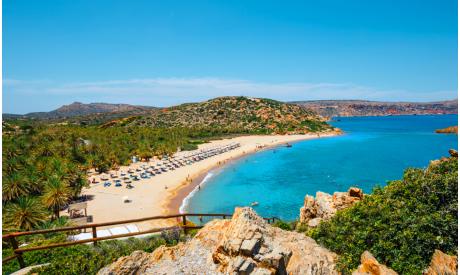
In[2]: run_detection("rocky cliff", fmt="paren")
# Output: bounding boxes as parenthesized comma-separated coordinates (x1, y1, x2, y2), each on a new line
(98, 207, 338, 275)
(299, 187, 363, 227)
(293, 100, 458, 118)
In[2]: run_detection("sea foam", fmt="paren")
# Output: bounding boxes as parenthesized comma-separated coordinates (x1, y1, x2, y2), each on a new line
(179, 171, 214, 213)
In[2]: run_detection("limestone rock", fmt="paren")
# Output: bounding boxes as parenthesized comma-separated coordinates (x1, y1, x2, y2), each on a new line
(352, 251, 397, 275)
(99, 207, 338, 275)
(307, 217, 322, 228)
(423, 250, 457, 275)
(299, 187, 363, 224)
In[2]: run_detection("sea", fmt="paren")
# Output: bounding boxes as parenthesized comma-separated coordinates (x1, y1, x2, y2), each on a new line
(182, 114, 458, 221)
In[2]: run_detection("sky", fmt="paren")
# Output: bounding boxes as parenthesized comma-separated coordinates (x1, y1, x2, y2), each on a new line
(3, 0, 458, 114)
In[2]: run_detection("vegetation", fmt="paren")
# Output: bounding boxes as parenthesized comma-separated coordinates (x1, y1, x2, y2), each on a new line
(309, 154, 458, 274)
(1, 124, 246, 231)
(3, 96, 332, 232)
(2, 235, 180, 275)
(118, 96, 332, 134)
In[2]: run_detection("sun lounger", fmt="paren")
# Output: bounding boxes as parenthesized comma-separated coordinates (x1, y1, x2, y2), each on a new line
(70, 232, 92, 241)
(109, 226, 130, 235)
(96, 229, 111, 238)
(126, 224, 139, 233)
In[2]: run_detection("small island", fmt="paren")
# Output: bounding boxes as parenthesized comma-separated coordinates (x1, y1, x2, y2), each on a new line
(435, 126, 458, 134)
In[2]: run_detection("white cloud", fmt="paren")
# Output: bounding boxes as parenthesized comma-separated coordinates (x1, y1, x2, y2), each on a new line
(3, 77, 457, 108)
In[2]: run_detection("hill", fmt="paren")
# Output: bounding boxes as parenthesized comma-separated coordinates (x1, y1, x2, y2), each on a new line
(4, 102, 156, 120)
(117, 96, 333, 134)
(292, 99, 458, 118)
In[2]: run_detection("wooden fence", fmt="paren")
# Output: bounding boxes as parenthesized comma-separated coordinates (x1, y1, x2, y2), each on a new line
(2, 213, 279, 269)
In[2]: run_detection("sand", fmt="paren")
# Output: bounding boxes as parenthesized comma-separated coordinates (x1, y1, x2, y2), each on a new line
(73, 133, 337, 230)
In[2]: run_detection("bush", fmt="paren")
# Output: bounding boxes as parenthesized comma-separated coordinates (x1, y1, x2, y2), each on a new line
(2, 236, 170, 275)
(180, 143, 198, 151)
(309, 156, 458, 274)
(273, 220, 295, 231)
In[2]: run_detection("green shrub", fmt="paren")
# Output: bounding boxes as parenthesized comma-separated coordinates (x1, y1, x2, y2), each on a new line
(273, 220, 296, 231)
(2, 236, 171, 275)
(309, 156, 458, 274)
(181, 143, 198, 151)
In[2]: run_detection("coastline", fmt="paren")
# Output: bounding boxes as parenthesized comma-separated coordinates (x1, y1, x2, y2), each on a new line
(163, 132, 340, 216)
(76, 132, 340, 230)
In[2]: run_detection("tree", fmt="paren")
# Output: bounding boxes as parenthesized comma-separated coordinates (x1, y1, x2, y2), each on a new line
(42, 177, 71, 219)
(4, 197, 48, 231)
(2, 173, 30, 202)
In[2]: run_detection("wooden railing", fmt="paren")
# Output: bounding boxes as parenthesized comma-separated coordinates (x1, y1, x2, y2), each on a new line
(2, 213, 279, 269)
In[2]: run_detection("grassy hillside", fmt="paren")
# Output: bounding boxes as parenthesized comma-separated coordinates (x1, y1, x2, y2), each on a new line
(309, 151, 458, 274)
(120, 96, 332, 134)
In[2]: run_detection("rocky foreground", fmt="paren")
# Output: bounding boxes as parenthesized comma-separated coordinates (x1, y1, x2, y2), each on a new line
(98, 194, 457, 274)
(98, 207, 338, 275)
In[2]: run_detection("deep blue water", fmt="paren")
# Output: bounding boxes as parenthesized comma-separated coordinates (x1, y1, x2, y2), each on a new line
(184, 115, 458, 221)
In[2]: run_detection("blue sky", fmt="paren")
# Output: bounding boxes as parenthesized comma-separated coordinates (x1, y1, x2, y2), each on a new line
(3, 0, 458, 114)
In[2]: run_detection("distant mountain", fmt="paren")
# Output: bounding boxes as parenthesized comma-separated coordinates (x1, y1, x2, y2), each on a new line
(106, 96, 334, 134)
(4, 102, 157, 120)
(292, 99, 458, 118)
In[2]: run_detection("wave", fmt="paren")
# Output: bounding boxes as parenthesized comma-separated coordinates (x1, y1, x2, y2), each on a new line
(179, 171, 214, 214)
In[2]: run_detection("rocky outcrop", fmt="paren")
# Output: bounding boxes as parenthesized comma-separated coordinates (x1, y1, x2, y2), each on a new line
(423, 250, 457, 275)
(299, 187, 363, 226)
(435, 126, 458, 134)
(352, 251, 397, 275)
(98, 207, 338, 274)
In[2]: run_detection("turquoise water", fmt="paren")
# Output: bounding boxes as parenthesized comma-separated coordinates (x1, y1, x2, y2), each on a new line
(184, 115, 458, 221)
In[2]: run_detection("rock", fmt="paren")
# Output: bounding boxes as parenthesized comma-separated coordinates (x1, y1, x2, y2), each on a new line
(99, 207, 338, 275)
(423, 249, 457, 275)
(97, 250, 153, 275)
(239, 258, 255, 274)
(435, 126, 458, 134)
(348, 187, 364, 199)
(307, 217, 322, 228)
(449, 149, 458, 158)
(299, 187, 364, 224)
(240, 239, 261, 256)
(352, 251, 398, 275)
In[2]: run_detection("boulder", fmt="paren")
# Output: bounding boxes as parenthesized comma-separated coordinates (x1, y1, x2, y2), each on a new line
(352, 251, 398, 275)
(299, 187, 364, 224)
(99, 207, 338, 274)
(423, 250, 457, 275)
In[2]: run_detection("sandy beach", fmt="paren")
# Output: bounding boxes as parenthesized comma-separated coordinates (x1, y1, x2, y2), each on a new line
(74, 133, 338, 230)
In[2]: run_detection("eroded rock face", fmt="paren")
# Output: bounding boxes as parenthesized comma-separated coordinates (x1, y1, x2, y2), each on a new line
(423, 250, 457, 275)
(98, 207, 338, 275)
(352, 251, 398, 275)
(299, 187, 363, 225)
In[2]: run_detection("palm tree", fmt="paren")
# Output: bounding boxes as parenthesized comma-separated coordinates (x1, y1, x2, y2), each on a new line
(2, 173, 30, 202)
(4, 197, 48, 231)
(42, 177, 71, 219)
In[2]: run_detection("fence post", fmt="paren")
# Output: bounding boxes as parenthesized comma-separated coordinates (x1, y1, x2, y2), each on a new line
(182, 215, 187, 235)
(92, 226, 98, 246)
(9, 236, 25, 268)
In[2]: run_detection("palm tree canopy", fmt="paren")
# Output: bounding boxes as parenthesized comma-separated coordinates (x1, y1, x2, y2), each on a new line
(2, 173, 30, 202)
(42, 177, 72, 212)
(4, 197, 49, 231)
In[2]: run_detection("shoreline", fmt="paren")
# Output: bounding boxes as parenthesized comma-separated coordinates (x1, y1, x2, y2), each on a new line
(163, 132, 340, 215)
(77, 132, 341, 230)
